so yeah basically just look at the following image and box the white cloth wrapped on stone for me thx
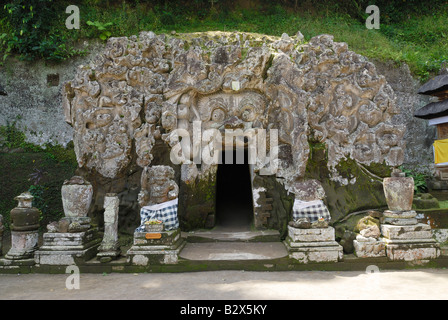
[292,199,331,222]
[135,198,179,232]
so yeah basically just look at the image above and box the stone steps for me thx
[182,228,281,243]
[179,242,288,261]
[179,226,286,261]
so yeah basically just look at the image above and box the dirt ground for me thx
[1,269,448,300]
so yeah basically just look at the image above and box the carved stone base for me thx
[284,226,343,263]
[34,228,101,265]
[353,237,386,258]
[381,223,441,261]
[126,228,186,266]
[97,242,121,263]
[383,239,440,261]
[4,230,39,260]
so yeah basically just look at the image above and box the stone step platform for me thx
[182,227,281,243]
[179,242,288,261]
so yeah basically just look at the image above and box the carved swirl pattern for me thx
[63,31,404,187]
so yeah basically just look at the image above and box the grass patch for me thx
[1,1,448,80]
[0,122,77,231]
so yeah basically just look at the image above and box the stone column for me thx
[97,193,121,262]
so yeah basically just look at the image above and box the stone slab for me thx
[126,228,185,266]
[381,217,418,225]
[41,228,99,247]
[287,226,336,242]
[353,239,386,258]
[34,242,101,265]
[383,210,417,219]
[381,223,433,240]
[126,240,186,266]
[179,242,288,261]
[385,242,441,261]
[132,229,182,248]
[284,238,343,264]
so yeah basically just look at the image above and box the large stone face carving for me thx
[63,31,406,231]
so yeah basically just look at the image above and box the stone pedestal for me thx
[284,226,343,263]
[126,229,186,266]
[4,192,40,262]
[34,228,101,265]
[97,194,121,262]
[381,223,440,261]
[5,230,39,260]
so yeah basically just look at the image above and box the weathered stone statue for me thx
[127,165,184,266]
[136,165,179,232]
[379,169,440,261]
[138,165,179,207]
[285,179,343,263]
[289,179,330,228]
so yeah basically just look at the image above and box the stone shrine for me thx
[34,176,101,265]
[380,169,440,261]
[0,30,440,271]
[62,30,405,236]
[284,180,343,263]
[126,165,185,265]
[4,192,40,261]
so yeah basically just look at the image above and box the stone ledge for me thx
[353,239,386,258]
[381,223,433,240]
[287,226,336,242]
[284,238,343,264]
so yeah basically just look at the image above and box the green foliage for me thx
[401,168,430,193]
[87,20,113,41]
[1,0,83,62]
[0,122,77,164]
[28,184,46,222]
[0,123,76,231]
[0,0,447,78]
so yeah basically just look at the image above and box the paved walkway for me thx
[1,269,448,300]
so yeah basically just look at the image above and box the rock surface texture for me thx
[63,31,406,230]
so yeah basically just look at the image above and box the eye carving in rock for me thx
[239,99,257,123]
[211,107,227,123]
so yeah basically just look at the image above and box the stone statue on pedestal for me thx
[136,165,179,232]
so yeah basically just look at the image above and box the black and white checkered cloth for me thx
[135,199,179,232]
[292,199,331,222]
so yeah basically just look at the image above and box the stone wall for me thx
[374,60,436,175]
[0,41,103,147]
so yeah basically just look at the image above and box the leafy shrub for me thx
[2,0,81,61]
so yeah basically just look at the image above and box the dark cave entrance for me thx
[215,149,253,229]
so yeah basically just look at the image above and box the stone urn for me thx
[10,192,40,231]
[61,176,93,218]
[383,169,414,211]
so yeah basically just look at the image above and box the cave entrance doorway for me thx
[215,149,254,230]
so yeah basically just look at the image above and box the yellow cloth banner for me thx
[434,139,448,163]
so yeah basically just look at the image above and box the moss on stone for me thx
[305,141,388,225]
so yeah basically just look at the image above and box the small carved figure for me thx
[138,165,179,207]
